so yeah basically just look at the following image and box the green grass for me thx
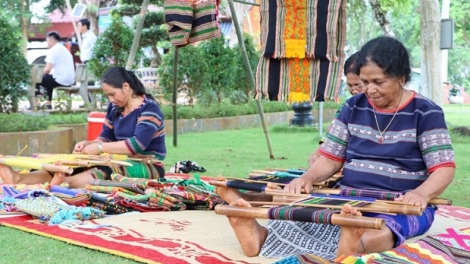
[1,106,469,263]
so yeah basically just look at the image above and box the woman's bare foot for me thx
[337,204,366,257]
[50,162,66,186]
[227,198,268,257]
[50,172,66,186]
[0,162,21,184]
[215,176,249,204]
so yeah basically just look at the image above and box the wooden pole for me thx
[125,0,150,70]
[172,47,179,147]
[215,205,385,230]
[228,0,274,159]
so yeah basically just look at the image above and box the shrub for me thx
[0,114,51,132]
[0,12,30,113]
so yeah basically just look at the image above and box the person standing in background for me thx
[77,18,97,64]
[77,18,97,107]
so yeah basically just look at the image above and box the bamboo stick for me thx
[214,205,385,230]
[0,158,73,174]
[248,201,399,215]
[266,198,422,216]
[266,189,451,206]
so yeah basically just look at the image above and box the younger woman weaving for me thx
[0,66,166,188]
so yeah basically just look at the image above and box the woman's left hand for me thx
[81,143,101,155]
[395,191,429,210]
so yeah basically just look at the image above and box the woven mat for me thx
[0,204,468,264]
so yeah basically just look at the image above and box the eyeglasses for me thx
[348,83,363,93]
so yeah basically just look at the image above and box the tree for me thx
[420,0,442,104]
[200,36,238,103]
[87,13,141,78]
[233,33,259,97]
[0,12,30,113]
[448,0,470,89]
[112,0,168,67]
[158,45,208,105]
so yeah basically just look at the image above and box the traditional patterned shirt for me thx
[99,97,166,160]
[320,92,455,192]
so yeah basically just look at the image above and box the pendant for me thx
[378,136,384,144]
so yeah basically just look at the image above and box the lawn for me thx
[1,105,469,263]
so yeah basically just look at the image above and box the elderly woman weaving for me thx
[216,36,455,260]
[0,67,166,188]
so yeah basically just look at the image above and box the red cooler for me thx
[87,112,106,140]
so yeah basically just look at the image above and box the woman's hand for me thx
[73,140,89,153]
[81,143,101,155]
[284,176,313,194]
[395,190,429,210]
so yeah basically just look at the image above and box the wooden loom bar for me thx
[214,205,385,230]
[265,188,451,206]
[267,198,422,215]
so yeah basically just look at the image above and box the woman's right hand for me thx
[73,140,89,153]
[284,177,313,194]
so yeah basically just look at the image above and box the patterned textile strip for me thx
[85,185,136,195]
[168,190,215,209]
[88,200,131,214]
[305,0,316,59]
[261,220,340,259]
[409,241,457,263]
[255,57,281,100]
[421,236,470,263]
[288,58,311,103]
[187,0,220,44]
[282,0,307,58]
[89,179,146,194]
[110,173,172,189]
[115,192,151,202]
[259,0,276,57]
[431,228,470,251]
[274,254,333,264]
[390,244,447,264]
[249,175,296,183]
[148,196,186,211]
[268,206,337,224]
[116,199,170,212]
[299,196,371,208]
[324,0,343,61]
[339,188,401,201]
[52,193,91,206]
[226,180,267,192]
[164,0,194,46]
[113,160,163,180]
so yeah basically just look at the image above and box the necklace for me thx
[372,90,403,144]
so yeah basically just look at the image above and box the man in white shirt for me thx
[33,31,75,109]
[77,18,97,64]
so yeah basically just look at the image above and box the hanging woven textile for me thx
[256,0,346,102]
[164,0,221,46]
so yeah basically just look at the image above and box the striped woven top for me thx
[99,96,166,160]
[320,92,455,192]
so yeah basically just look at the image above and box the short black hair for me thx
[355,36,411,83]
[78,18,91,30]
[344,52,359,76]
[46,31,61,42]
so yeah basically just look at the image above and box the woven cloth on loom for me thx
[164,0,220,46]
[256,0,346,102]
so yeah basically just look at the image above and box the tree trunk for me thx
[369,0,395,37]
[150,45,162,67]
[20,0,29,57]
[88,0,101,36]
[420,0,442,105]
